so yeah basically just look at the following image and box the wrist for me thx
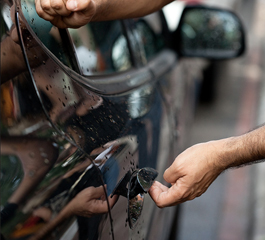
[90,0,107,22]
[214,136,250,170]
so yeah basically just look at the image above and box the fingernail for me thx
[67,0,77,10]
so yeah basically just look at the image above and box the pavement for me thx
[253,10,265,237]
[176,0,265,239]
[238,0,265,238]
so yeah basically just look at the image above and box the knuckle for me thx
[197,190,204,197]
[187,195,196,201]
[156,201,165,208]
[50,0,63,10]
[177,188,189,200]
[36,9,43,17]
[35,4,46,17]
[35,4,41,14]
[153,196,166,208]
[197,188,206,197]
[37,10,48,19]
[41,1,52,11]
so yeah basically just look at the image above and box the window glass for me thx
[1,3,11,35]
[134,12,165,60]
[21,0,132,75]
[69,21,132,75]
[21,0,75,69]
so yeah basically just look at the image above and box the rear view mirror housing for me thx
[175,6,246,59]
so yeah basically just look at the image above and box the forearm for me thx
[36,0,174,28]
[216,125,265,169]
[92,0,174,21]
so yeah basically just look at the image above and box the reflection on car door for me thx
[121,12,198,239]
[1,1,198,239]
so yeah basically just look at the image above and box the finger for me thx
[163,163,183,184]
[150,181,169,192]
[90,192,118,214]
[88,186,106,199]
[35,0,56,20]
[10,25,19,43]
[100,185,108,200]
[50,0,71,16]
[91,199,109,214]
[61,9,95,28]
[66,0,93,11]
[40,0,58,15]
[148,181,169,204]
[108,195,119,208]
[10,5,16,24]
[149,184,186,208]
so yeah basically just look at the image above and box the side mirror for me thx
[176,6,245,59]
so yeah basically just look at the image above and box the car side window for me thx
[21,0,77,69]
[21,0,132,76]
[68,21,132,75]
[133,12,165,60]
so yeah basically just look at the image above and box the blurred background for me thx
[176,0,265,239]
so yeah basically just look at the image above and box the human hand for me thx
[33,207,52,222]
[65,185,118,217]
[35,0,97,28]
[28,185,118,240]
[149,140,225,207]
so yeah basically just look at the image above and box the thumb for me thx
[149,182,182,208]
[90,186,106,199]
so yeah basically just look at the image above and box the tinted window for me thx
[21,0,132,75]
[21,0,76,69]
[134,12,165,60]
[68,21,132,75]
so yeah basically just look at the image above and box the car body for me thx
[0,0,245,239]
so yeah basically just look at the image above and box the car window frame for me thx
[123,13,178,81]
[16,1,176,96]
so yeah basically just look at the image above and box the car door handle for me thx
[111,167,158,199]
[111,167,158,229]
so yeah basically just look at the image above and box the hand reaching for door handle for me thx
[148,141,223,207]
[30,185,118,240]
[149,126,265,208]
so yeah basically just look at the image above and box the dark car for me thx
[0,0,245,239]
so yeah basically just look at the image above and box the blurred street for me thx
[176,0,265,239]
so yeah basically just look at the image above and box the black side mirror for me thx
[176,6,246,59]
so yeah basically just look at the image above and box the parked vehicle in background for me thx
[0,0,245,239]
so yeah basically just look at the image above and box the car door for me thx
[1,0,201,239]
[1,1,173,240]
[115,11,199,240]
[1,1,115,239]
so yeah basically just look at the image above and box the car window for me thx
[21,0,132,75]
[1,4,10,36]
[69,21,132,75]
[133,12,165,61]
[21,0,77,69]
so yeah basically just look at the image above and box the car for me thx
[0,0,245,239]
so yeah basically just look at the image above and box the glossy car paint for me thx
[0,1,233,240]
